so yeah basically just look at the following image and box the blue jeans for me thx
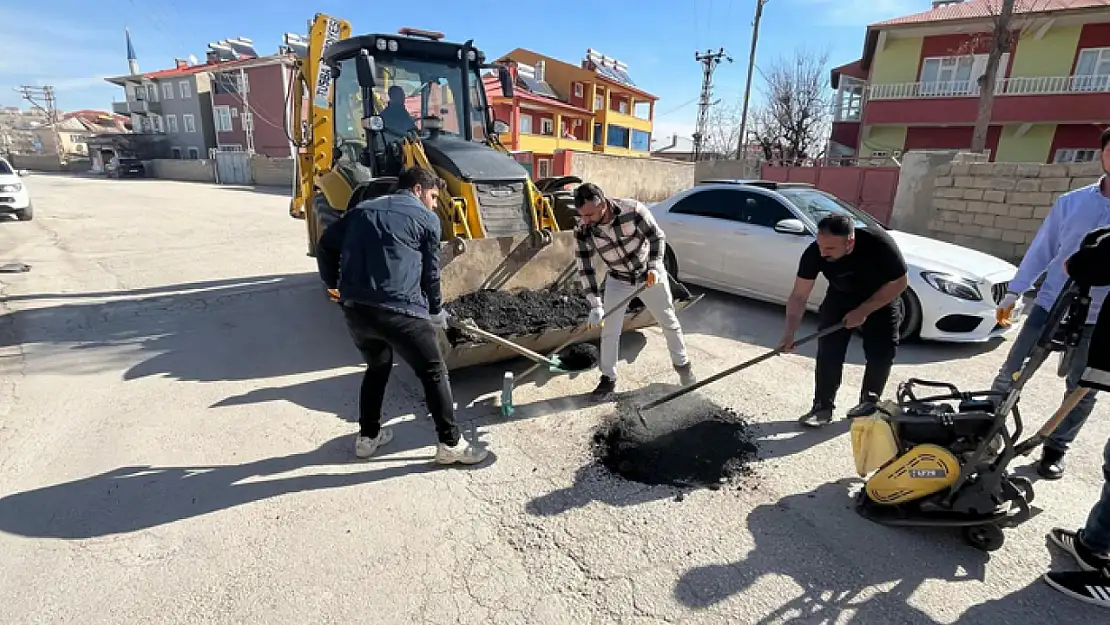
[990,304,1098,454]
[1081,439,1110,555]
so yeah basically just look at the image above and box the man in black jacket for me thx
[1043,225,1110,607]
[317,167,487,465]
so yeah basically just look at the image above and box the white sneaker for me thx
[354,429,394,459]
[435,437,488,465]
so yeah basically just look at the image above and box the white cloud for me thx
[796,0,920,27]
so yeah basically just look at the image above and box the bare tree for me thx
[701,99,743,159]
[747,47,832,166]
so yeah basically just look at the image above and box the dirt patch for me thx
[592,408,758,488]
[444,288,590,345]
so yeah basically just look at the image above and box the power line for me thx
[16,85,61,159]
[693,48,732,161]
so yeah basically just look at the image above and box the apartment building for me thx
[495,48,657,161]
[106,60,218,160]
[208,55,295,157]
[830,0,1110,164]
[484,59,595,177]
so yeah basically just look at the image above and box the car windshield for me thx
[0,160,12,175]
[777,187,886,231]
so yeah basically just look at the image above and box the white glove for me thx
[429,310,449,329]
[998,293,1018,310]
[587,306,604,328]
[646,269,664,287]
[996,293,1018,326]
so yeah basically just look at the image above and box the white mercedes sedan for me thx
[652,180,1020,343]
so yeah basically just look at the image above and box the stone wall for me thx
[693,159,762,184]
[9,154,91,172]
[927,161,1103,262]
[559,151,695,202]
[146,159,216,183]
[250,156,294,187]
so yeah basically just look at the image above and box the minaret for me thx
[126,28,140,75]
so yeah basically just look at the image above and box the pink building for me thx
[208,55,295,157]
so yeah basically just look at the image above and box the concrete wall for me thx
[693,159,762,183]
[561,150,695,202]
[250,156,293,187]
[147,158,216,183]
[9,155,91,172]
[925,160,1103,262]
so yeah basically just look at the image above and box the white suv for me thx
[0,157,31,221]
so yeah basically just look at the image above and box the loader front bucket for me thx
[435,230,702,371]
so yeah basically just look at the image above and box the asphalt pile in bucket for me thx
[445,288,590,344]
[592,408,758,488]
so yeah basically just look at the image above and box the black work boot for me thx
[847,392,881,418]
[591,375,616,399]
[799,401,835,428]
[1038,447,1066,480]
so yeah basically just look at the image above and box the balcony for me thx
[862,74,1110,126]
[598,107,652,133]
[111,101,130,116]
[115,99,162,115]
[517,133,595,154]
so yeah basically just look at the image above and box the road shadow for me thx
[681,286,1006,366]
[672,479,1104,623]
[524,387,847,517]
[0,431,497,540]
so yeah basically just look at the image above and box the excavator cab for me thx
[288,15,701,370]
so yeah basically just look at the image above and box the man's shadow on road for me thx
[672,479,1105,624]
[0,427,498,540]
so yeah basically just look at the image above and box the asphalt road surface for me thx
[1,174,1107,624]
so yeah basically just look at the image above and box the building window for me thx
[1074,48,1110,91]
[162,83,174,100]
[179,81,191,99]
[133,85,146,101]
[540,118,554,136]
[166,114,178,133]
[182,114,196,133]
[151,115,163,133]
[187,147,200,160]
[1054,148,1098,163]
[617,100,629,114]
[920,56,974,95]
[172,147,182,159]
[593,123,602,146]
[594,93,604,111]
[630,129,651,152]
[146,84,158,102]
[519,114,533,134]
[214,105,233,132]
[574,82,584,98]
[537,158,551,178]
[606,124,630,149]
[218,144,243,152]
[835,77,864,122]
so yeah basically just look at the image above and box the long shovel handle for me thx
[638,323,846,413]
[516,281,651,382]
[1013,386,1091,456]
[450,320,561,368]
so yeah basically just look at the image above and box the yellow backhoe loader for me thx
[286,13,699,370]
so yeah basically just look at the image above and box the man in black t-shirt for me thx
[778,214,909,427]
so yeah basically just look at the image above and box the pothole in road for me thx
[592,408,759,489]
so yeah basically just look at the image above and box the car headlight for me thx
[921,271,982,301]
[0,183,22,192]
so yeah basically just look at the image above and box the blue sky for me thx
[0,0,923,137]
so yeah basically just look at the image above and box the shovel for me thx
[448,318,571,372]
[1013,386,1091,456]
[633,322,847,428]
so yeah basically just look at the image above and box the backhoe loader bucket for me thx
[436,230,701,370]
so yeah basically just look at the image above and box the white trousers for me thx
[600,276,689,379]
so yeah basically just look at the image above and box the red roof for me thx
[138,54,292,80]
[872,0,1110,27]
[830,60,866,89]
[482,76,592,115]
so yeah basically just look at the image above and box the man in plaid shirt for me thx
[572,182,696,397]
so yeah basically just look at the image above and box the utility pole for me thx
[17,85,62,160]
[737,0,768,161]
[692,48,732,161]
[239,68,255,154]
